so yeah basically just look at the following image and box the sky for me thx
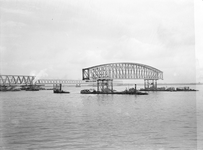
[0,0,202,83]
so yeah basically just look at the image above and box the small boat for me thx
[53,89,70,94]
[53,84,70,94]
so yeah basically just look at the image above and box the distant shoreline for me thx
[116,83,202,86]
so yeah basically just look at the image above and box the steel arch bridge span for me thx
[82,62,163,80]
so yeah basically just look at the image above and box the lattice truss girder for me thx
[0,75,36,85]
[0,75,86,85]
[38,79,86,84]
[82,63,163,80]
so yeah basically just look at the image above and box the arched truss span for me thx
[82,62,163,80]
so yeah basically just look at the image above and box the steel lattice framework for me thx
[38,79,86,84]
[82,62,163,80]
[0,75,37,85]
[0,75,86,86]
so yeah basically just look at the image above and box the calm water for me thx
[0,85,202,150]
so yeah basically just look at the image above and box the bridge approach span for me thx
[82,62,163,80]
[0,75,87,86]
[38,79,86,84]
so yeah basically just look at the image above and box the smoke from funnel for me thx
[32,69,48,84]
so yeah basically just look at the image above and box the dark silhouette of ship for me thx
[53,84,70,94]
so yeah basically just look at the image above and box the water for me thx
[0,85,202,150]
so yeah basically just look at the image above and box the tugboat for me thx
[53,84,70,94]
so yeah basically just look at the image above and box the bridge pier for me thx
[53,84,62,91]
[144,79,158,90]
[97,79,113,93]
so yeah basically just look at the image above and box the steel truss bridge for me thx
[37,79,86,84]
[82,62,163,80]
[1,62,163,91]
[0,75,86,86]
[82,62,163,91]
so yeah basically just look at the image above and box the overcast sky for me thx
[0,0,202,83]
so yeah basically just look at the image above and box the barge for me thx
[140,86,198,92]
[80,88,148,95]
